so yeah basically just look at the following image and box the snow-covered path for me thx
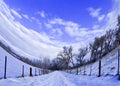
[0,71,120,86]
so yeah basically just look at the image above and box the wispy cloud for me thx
[44,17,104,47]
[51,29,63,37]
[104,0,120,30]
[88,7,101,17]
[22,14,29,19]
[0,0,119,59]
[36,11,46,18]
[87,7,105,22]
[92,25,99,29]
[11,9,22,19]
[0,1,63,59]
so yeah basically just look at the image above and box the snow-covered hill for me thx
[71,46,120,76]
[0,71,120,86]
[0,47,41,78]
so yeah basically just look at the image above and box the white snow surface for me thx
[0,38,120,86]
[0,71,120,86]
[71,46,120,76]
[0,47,41,78]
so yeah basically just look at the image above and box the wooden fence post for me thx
[98,60,101,77]
[30,67,33,77]
[118,49,119,75]
[22,65,24,77]
[89,65,92,76]
[84,66,86,75]
[76,67,78,75]
[79,68,81,74]
[35,68,37,76]
[118,49,120,80]
[39,69,41,75]
[4,56,7,79]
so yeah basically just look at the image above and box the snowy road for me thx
[0,71,120,86]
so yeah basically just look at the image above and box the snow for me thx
[0,40,120,86]
[0,71,120,86]
[84,52,91,61]
[0,34,120,86]
[71,46,120,76]
[0,47,42,78]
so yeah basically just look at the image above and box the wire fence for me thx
[0,56,50,79]
[70,48,120,77]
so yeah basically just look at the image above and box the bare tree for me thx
[76,47,88,65]
[57,46,75,70]
[115,15,120,45]
[105,29,115,53]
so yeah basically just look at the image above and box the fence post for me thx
[118,49,120,80]
[98,60,101,77]
[84,66,86,75]
[4,56,7,79]
[89,65,92,76]
[30,67,33,77]
[39,69,41,75]
[22,65,24,77]
[79,67,81,74]
[76,67,78,75]
[35,68,37,76]
[118,49,119,75]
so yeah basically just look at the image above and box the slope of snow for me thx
[71,46,120,76]
[0,47,41,78]
[0,71,120,86]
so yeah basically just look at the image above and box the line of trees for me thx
[49,15,120,70]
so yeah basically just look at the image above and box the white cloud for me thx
[46,18,103,44]
[0,1,64,59]
[22,14,29,19]
[51,29,63,37]
[104,0,120,30]
[49,18,65,25]
[0,0,119,60]
[22,14,33,22]
[88,7,105,22]
[98,14,105,22]
[36,11,46,18]
[92,25,99,29]
[31,17,36,20]
[45,23,53,28]
[88,7,101,17]
[11,9,22,19]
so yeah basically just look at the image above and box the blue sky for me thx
[4,0,113,42]
[0,0,119,59]
[4,0,112,23]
